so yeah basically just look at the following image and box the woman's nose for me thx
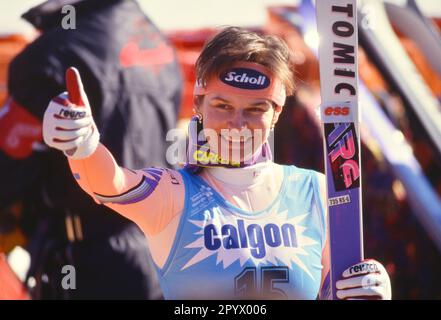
[228,111,247,130]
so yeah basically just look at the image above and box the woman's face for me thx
[196,92,282,163]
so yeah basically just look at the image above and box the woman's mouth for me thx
[220,134,252,145]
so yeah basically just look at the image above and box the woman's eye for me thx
[216,104,231,110]
[248,107,265,113]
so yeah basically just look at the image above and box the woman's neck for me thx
[201,161,283,212]
[204,161,274,187]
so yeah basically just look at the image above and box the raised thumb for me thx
[65,67,86,107]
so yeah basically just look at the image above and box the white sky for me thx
[0,0,440,36]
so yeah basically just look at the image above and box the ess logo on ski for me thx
[324,106,350,116]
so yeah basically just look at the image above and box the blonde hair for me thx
[195,26,295,100]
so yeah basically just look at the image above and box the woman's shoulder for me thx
[278,163,324,179]
[136,166,186,189]
[278,164,326,194]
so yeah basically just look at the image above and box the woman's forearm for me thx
[68,143,142,203]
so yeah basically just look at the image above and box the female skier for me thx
[42,27,391,300]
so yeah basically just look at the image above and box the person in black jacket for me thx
[0,0,182,299]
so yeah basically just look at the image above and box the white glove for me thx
[336,259,392,300]
[43,68,99,159]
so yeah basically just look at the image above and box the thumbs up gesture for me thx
[43,67,100,159]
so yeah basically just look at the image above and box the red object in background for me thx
[120,41,175,70]
[167,29,217,119]
[0,99,42,159]
[0,253,29,300]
